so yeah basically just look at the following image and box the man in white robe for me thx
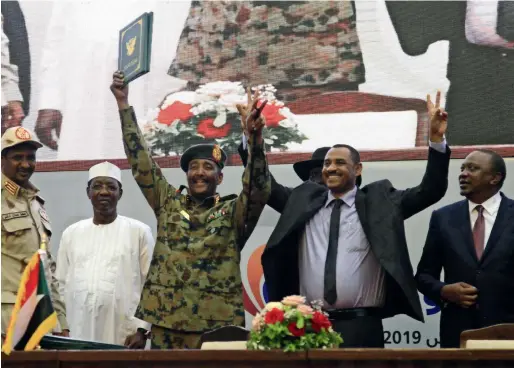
[56,161,155,347]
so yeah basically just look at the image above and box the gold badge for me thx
[15,127,31,140]
[180,210,190,221]
[212,145,222,163]
[126,36,137,56]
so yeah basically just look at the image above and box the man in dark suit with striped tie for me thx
[416,150,514,348]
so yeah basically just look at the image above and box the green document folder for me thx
[118,12,153,84]
[39,334,127,350]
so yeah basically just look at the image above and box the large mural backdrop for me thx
[2,0,513,348]
[2,0,513,161]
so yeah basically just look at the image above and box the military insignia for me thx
[39,208,49,222]
[4,179,19,196]
[15,127,31,140]
[212,145,222,163]
[126,36,137,56]
[2,211,28,220]
[207,208,227,222]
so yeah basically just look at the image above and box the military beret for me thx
[180,143,227,172]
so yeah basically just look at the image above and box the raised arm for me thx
[234,91,271,247]
[389,91,451,219]
[111,71,172,215]
[237,104,292,214]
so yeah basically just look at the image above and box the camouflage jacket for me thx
[168,1,364,89]
[120,107,271,332]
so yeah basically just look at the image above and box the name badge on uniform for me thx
[2,211,29,220]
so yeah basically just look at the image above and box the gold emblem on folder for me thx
[126,36,137,56]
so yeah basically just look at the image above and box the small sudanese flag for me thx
[2,251,57,355]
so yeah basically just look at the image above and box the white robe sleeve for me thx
[37,2,67,110]
[133,225,154,331]
[55,227,71,303]
[1,17,23,106]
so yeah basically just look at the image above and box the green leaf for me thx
[296,316,304,329]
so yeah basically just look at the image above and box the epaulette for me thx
[3,178,19,197]
[35,195,46,205]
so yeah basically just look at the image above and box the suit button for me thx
[476,270,481,275]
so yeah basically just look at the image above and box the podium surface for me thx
[3,349,514,368]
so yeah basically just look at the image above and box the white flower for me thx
[191,101,218,115]
[264,138,274,145]
[278,119,296,129]
[197,81,245,97]
[161,91,199,109]
[145,108,160,123]
[218,93,247,109]
[213,109,227,127]
[264,302,284,311]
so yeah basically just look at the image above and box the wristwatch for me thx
[137,328,151,339]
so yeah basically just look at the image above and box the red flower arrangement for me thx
[247,295,343,352]
[142,82,307,156]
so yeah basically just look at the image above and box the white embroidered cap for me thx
[88,161,122,183]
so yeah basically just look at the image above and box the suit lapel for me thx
[450,201,479,265]
[267,189,327,250]
[481,197,514,266]
[297,191,328,229]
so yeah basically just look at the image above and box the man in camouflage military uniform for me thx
[110,71,271,349]
[168,1,364,102]
[1,127,68,336]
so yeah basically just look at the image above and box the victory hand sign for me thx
[427,90,448,143]
[236,87,268,145]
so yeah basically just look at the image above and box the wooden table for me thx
[2,349,514,368]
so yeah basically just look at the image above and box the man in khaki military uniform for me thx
[1,126,68,335]
[111,71,271,349]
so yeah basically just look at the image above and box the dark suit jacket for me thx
[262,146,451,323]
[415,194,514,347]
[385,1,514,146]
[1,1,31,115]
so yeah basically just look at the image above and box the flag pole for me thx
[37,232,62,334]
